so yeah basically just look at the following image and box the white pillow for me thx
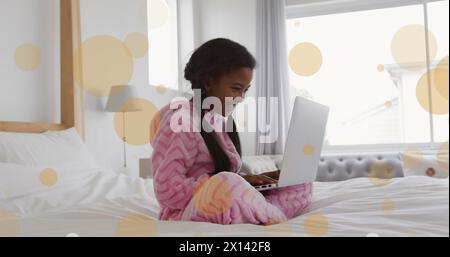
[400,152,449,178]
[0,128,97,169]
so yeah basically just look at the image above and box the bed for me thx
[0,165,448,237]
[0,130,448,237]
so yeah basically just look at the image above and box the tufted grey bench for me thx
[243,153,405,182]
[141,153,406,182]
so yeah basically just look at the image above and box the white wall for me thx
[193,0,258,156]
[0,0,60,123]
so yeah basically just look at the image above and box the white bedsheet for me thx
[0,169,448,237]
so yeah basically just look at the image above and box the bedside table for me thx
[139,158,153,179]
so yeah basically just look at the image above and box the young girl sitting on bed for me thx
[150,38,312,225]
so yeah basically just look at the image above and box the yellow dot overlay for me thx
[426,167,436,177]
[368,162,392,187]
[73,35,134,97]
[391,24,437,70]
[385,101,392,108]
[149,109,162,142]
[381,199,395,214]
[148,0,170,29]
[304,213,328,237]
[0,209,20,236]
[3,190,11,199]
[437,142,449,174]
[433,56,449,101]
[115,212,157,237]
[14,44,41,71]
[303,144,314,155]
[294,20,301,28]
[416,70,449,115]
[400,148,423,171]
[114,98,159,146]
[377,64,385,72]
[156,84,168,94]
[194,232,205,237]
[39,168,58,187]
[289,42,323,76]
[239,120,248,129]
[124,32,149,58]
[193,176,233,218]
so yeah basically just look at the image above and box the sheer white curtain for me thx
[255,0,292,155]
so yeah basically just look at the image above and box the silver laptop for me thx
[254,96,329,191]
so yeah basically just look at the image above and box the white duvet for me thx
[0,165,448,237]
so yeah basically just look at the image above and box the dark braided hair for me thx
[184,38,256,174]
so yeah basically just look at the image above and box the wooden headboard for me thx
[0,0,84,138]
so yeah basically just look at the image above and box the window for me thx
[286,0,449,150]
[147,0,179,90]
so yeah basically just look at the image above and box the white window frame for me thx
[286,0,448,153]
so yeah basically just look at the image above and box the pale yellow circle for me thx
[289,42,323,76]
[385,101,392,108]
[194,232,205,237]
[73,35,134,97]
[114,99,159,145]
[437,141,449,174]
[69,87,76,97]
[14,44,40,71]
[193,176,233,218]
[303,144,314,155]
[367,162,393,187]
[134,186,145,195]
[149,109,162,142]
[400,148,423,171]
[243,188,254,199]
[381,199,395,214]
[39,168,58,187]
[377,64,385,72]
[391,24,437,70]
[124,32,149,58]
[304,213,328,237]
[156,84,168,94]
[0,209,20,236]
[148,0,170,29]
[115,212,157,237]
[239,120,248,129]
[433,56,449,100]
[264,222,294,237]
[416,70,449,115]
[293,20,301,28]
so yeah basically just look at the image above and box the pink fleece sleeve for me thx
[151,125,208,210]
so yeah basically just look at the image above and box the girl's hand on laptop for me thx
[260,170,280,180]
[242,174,278,186]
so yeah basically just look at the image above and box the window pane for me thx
[427,0,449,143]
[148,0,179,90]
[287,5,432,146]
